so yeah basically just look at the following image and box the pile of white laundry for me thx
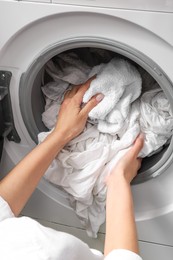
[38,50,173,237]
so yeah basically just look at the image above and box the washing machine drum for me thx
[19,46,173,184]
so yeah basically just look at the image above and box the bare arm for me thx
[104,135,144,256]
[0,79,103,216]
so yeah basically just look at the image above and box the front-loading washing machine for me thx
[1,0,173,259]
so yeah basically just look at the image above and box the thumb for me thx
[81,93,104,115]
[131,133,144,158]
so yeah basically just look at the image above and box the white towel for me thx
[83,58,142,135]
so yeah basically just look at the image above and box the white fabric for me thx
[105,249,143,260]
[0,196,14,221]
[45,50,113,86]
[139,88,173,156]
[83,58,142,135]
[43,55,142,136]
[39,107,140,237]
[40,53,173,237]
[0,196,143,260]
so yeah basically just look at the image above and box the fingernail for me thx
[96,93,104,102]
[139,133,145,139]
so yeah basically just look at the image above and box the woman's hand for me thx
[104,134,144,256]
[54,78,104,143]
[106,134,144,185]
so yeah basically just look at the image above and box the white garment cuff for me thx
[105,249,143,260]
[0,196,14,221]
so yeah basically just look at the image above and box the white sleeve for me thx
[0,196,14,221]
[105,249,143,260]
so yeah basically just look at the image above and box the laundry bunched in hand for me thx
[38,51,173,237]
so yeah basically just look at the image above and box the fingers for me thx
[63,76,104,116]
[137,158,142,169]
[81,93,104,115]
[64,77,95,102]
[75,77,96,101]
[64,85,80,99]
[131,134,144,158]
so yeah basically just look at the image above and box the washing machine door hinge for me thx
[0,71,21,144]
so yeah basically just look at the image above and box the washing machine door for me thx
[0,71,20,160]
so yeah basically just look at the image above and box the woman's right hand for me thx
[106,134,144,185]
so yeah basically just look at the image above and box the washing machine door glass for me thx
[0,71,20,160]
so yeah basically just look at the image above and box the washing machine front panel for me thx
[20,0,173,13]
[1,0,173,251]
[1,1,173,55]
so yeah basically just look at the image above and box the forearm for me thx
[0,131,67,216]
[104,175,139,256]
[0,79,101,216]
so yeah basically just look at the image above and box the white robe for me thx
[0,196,143,260]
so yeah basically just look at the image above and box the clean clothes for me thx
[0,196,143,260]
[39,52,173,237]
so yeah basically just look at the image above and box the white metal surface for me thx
[12,0,173,12]
[1,0,173,257]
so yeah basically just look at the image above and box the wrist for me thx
[45,129,68,149]
[106,171,130,188]
[53,125,77,144]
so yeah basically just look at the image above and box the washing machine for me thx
[1,0,173,258]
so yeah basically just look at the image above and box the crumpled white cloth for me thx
[139,87,173,155]
[46,56,143,136]
[42,56,142,136]
[83,58,142,135]
[39,52,173,237]
[38,105,140,237]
